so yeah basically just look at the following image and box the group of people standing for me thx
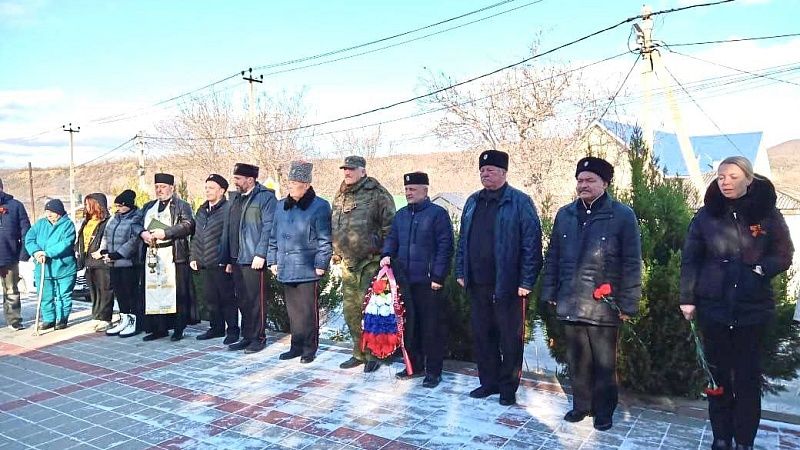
[0,150,793,450]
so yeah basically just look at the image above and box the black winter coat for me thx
[0,192,31,267]
[541,193,642,326]
[191,198,229,268]
[140,195,195,264]
[680,177,794,326]
[456,184,543,300]
[381,198,454,285]
[76,193,110,270]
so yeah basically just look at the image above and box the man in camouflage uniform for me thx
[332,155,396,373]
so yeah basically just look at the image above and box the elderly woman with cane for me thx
[25,199,78,331]
[680,156,794,450]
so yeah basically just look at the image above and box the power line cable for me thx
[144,51,630,145]
[596,55,640,123]
[258,0,545,77]
[667,32,800,47]
[253,0,522,70]
[83,29,800,127]
[665,48,800,88]
[144,1,736,143]
[659,55,745,156]
[75,137,136,168]
[2,127,64,143]
[82,2,541,128]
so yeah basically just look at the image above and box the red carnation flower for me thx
[593,283,612,300]
[372,278,388,294]
[704,385,724,397]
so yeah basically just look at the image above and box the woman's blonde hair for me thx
[718,156,757,181]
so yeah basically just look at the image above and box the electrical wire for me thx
[76,0,544,125]
[596,55,640,123]
[258,0,545,78]
[667,32,800,47]
[143,51,630,145]
[143,1,738,142]
[659,55,745,156]
[86,0,534,126]
[75,137,137,168]
[665,48,800,88]
[252,0,523,70]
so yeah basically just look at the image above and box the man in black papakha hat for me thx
[380,171,453,388]
[190,174,240,344]
[137,173,197,342]
[455,150,543,406]
[225,163,277,354]
[541,156,642,431]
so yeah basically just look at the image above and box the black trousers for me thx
[468,284,526,396]
[405,283,446,377]
[701,321,765,446]
[86,267,113,322]
[283,281,319,357]
[233,265,270,343]
[110,266,141,317]
[563,321,619,421]
[146,263,192,334]
[203,267,239,336]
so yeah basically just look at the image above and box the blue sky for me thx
[1,0,798,168]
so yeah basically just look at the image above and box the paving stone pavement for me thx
[1,296,800,449]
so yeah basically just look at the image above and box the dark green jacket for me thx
[332,176,395,264]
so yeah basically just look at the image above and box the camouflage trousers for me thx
[341,256,380,361]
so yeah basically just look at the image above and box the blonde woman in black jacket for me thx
[680,156,794,450]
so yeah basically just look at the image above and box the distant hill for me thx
[2,141,796,219]
[0,152,489,217]
[767,140,800,196]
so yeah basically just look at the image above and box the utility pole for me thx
[27,162,36,221]
[241,68,263,155]
[62,123,80,217]
[137,132,146,191]
[634,5,655,155]
[633,5,705,198]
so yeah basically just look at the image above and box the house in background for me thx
[579,119,799,294]
[580,119,771,185]
[431,192,467,221]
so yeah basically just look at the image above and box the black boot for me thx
[711,439,731,450]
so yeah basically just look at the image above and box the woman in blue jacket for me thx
[24,199,77,330]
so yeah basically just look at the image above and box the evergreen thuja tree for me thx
[760,272,800,394]
[444,217,475,361]
[615,126,705,396]
[618,127,800,396]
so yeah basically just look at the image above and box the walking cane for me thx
[32,259,46,336]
